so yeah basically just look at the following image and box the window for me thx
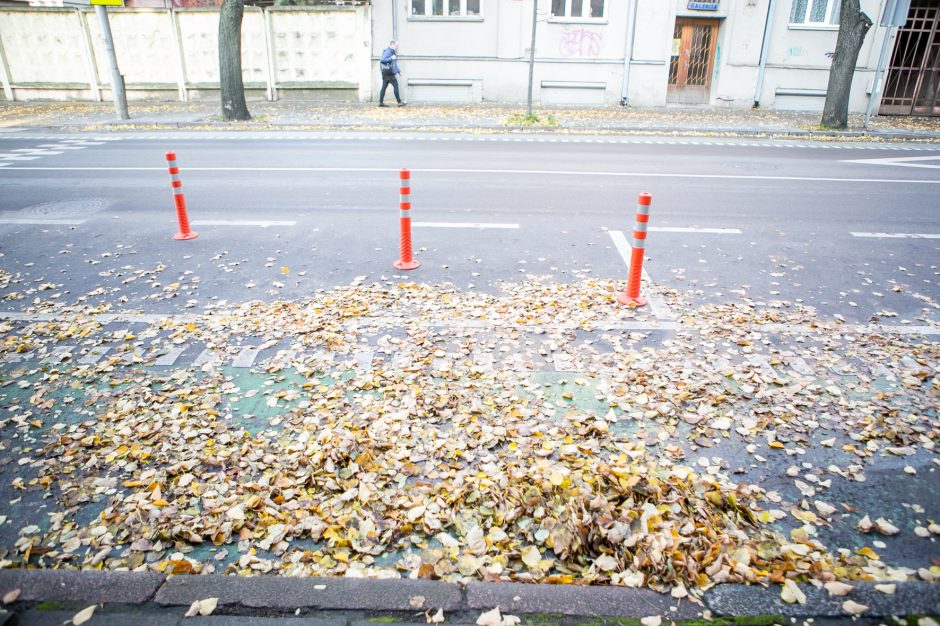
[551,0,605,20]
[790,0,840,25]
[411,0,481,17]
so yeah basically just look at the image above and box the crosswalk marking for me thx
[154,346,187,366]
[788,357,814,377]
[233,346,262,368]
[78,347,110,364]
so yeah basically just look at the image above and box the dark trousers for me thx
[380,73,401,104]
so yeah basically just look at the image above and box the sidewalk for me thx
[1,99,940,140]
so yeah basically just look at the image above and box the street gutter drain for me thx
[16,198,110,218]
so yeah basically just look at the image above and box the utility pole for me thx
[526,0,538,117]
[93,3,129,120]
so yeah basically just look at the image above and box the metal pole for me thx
[620,0,638,106]
[526,0,537,117]
[94,4,129,120]
[865,24,895,129]
[754,0,777,107]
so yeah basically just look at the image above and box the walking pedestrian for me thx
[379,40,406,107]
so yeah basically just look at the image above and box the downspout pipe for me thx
[754,0,777,107]
[620,0,638,106]
[392,0,398,42]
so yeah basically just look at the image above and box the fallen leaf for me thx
[477,608,503,626]
[185,597,219,618]
[72,605,96,625]
[842,600,868,615]
[2,589,20,604]
[781,580,806,605]
[824,582,854,596]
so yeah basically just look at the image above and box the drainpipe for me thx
[754,0,777,107]
[392,0,399,41]
[620,0,638,106]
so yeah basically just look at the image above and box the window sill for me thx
[547,17,609,25]
[407,16,484,22]
[788,23,839,31]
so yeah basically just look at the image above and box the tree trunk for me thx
[219,0,251,121]
[820,0,872,129]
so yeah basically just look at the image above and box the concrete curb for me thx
[154,576,464,611]
[705,581,940,617]
[464,582,702,619]
[0,571,938,619]
[0,569,164,604]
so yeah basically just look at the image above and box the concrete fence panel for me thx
[0,9,88,88]
[0,5,370,102]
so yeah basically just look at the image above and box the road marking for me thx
[153,346,187,366]
[649,227,742,234]
[844,155,940,169]
[760,323,940,336]
[0,218,86,225]
[607,230,677,322]
[788,357,814,377]
[78,347,110,365]
[193,348,221,366]
[412,221,520,229]
[850,232,940,239]
[190,220,297,228]
[42,346,74,363]
[2,166,937,184]
[233,346,262,368]
[0,156,40,161]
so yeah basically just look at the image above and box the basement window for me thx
[410,0,481,18]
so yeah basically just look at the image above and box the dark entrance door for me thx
[667,18,719,104]
[881,0,940,116]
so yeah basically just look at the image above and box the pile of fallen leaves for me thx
[0,280,937,596]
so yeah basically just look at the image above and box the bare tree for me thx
[219,0,251,121]
[820,0,872,129]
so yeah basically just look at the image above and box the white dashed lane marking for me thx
[0,137,120,164]
[2,134,936,151]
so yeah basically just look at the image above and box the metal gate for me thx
[881,0,940,116]
[667,18,719,105]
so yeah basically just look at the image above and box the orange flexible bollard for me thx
[618,193,652,306]
[393,168,419,270]
[165,151,198,241]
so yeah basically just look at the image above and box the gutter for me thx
[754,0,777,107]
[620,0,638,106]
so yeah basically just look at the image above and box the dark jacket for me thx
[380,47,400,75]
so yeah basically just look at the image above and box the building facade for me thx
[371,0,904,113]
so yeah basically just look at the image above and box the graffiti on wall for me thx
[559,29,602,58]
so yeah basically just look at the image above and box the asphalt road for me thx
[0,131,938,323]
[0,131,938,602]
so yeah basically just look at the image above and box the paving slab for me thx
[155,576,463,611]
[464,582,702,619]
[705,582,940,617]
[0,570,164,604]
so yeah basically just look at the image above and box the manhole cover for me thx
[17,198,110,218]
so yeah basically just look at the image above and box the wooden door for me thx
[667,18,719,105]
